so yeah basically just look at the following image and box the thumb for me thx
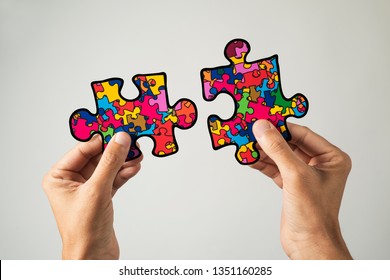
[90,132,131,189]
[253,120,303,174]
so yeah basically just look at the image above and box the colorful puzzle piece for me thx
[201,39,308,165]
[70,72,197,160]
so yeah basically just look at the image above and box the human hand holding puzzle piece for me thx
[70,73,197,160]
[201,39,308,164]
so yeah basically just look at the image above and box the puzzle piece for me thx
[201,39,308,165]
[70,72,197,160]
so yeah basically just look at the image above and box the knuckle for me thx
[333,149,352,173]
[341,151,352,172]
[101,150,120,167]
[132,164,142,175]
[293,125,311,145]
[268,137,286,154]
[300,125,311,133]
[41,173,50,192]
[124,164,142,180]
[42,167,58,192]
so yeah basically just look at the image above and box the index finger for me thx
[288,123,337,157]
[55,135,103,172]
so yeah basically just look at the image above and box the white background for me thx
[2,260,390,279]
[0,0,389,259]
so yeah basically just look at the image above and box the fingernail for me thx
[90,134,101,141]
[114,132,130,147]
[253,120,272,137]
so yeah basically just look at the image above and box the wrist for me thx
[62,235,119,260]
[62,242,93,260]
[286,230,352,260]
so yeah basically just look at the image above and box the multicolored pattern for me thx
[201,39,308,165]
[69,73,197,160]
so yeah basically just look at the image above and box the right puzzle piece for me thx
[201,39,309,165]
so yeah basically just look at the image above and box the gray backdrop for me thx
[1,0,389,259]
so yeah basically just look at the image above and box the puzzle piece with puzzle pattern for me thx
[201,39,308,165]
[70,72,197,160]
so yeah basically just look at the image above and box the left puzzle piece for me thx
[69,72,197,160]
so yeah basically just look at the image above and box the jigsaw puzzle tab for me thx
[70,72,197,160]
[201,39,308,165]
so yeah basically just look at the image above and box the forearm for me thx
[286,228,352,260]
[62,232,119,260]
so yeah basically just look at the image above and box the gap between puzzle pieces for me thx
[69,72,197,160]
[201,38,309,165]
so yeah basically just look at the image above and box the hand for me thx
[251,120,352,259]
[42,132,142,259]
